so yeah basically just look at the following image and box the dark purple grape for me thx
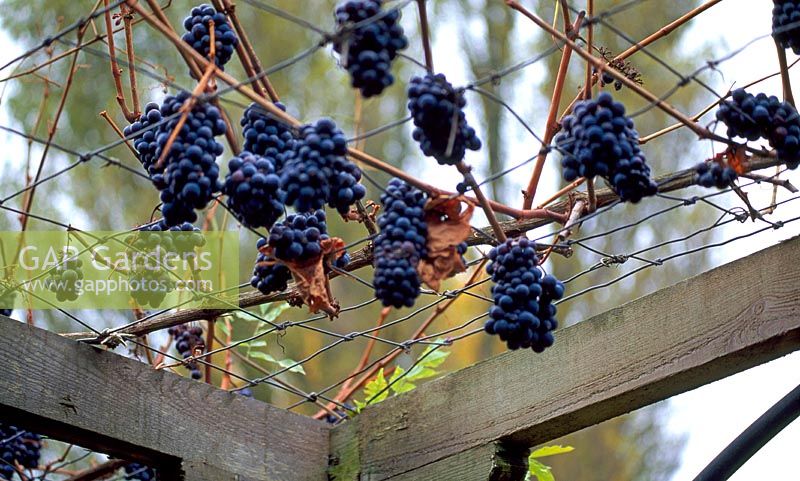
[373,178,428,308]
[407,73,482,165]
[181,4,238,69]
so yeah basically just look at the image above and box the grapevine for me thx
[168,324,206,380]
[151,92,226,226]
[485,237,565,352]
[773,0,800,54]
[0,423,42,481]
[555,92,657,203]
[223,151,285,229]
[407,73,482,165]
[182,4,239,69]
[240,102,295,172]
[333,0,408,98]
[373,178,428,308]
[280,118,366,215]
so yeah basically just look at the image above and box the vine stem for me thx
[640,57,800,144]
[220,0,279,101]
[537,177,585,208]
[583,0,594,101]
[521,12,584,209]
[556,0,724,137]
[338,307,391,397]
[457,161,507,242]
[128,0,562,221]
[312,259,489,420]
[586,177,596,212]
[775,39,795,107]
[210,0,269,98]
[506,0,719,141]
[416,0,434,72]
[103,0,137,121]
[121,3,141,117]
[99,110,138,157]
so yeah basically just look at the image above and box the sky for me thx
[0,1,799,480]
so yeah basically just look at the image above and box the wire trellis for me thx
[1,0,799,478]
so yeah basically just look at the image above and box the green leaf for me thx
[246,340,268,348]
[353,399,366,413]
[260,302,290,321]
[217,322,230,336]
[530,445,574,459]
[247,351,305,374]
[363,368,389,405]
[528,459,555,481]
[388,367,417,394]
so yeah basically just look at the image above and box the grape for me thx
[151,91,226,226]
[407,73,482,165]
[181,4,238,69]
[223,151,285,229]
[695,162,738,189]
[135,221,205,254]
[250,237,292,295]
[240,102,295,172]
[484,237,565,353]
[45,254,84,302]
[168,324,205,380]
[555,92,657,203]
[333,0,408,97]
[0,423,42,481]
[123,102,164,176]
[268,210,330,262]
[124,463,157,481]
[237,388,254,398]
[373,178,428,308]
[773,0,800,54]
[324,402,354,425]
[280,118,366,214]
[716,88,800,169]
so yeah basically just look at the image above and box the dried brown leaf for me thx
[418,196,474,291]
[267,238,345,317]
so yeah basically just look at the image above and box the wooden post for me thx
[0,317,330,481]
[330,236,800,480]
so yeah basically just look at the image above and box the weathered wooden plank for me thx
[331,235,800,480]
[0,318,329,481]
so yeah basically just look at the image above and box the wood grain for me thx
[330,235,800,480]
[0,318,329,481]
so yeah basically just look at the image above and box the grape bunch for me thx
[240,102,295,172]
[124,102,164,176]
[45,254,84,302]
[599,71,623,91]
[695,162,738,189]
[0,423,42,481]
[124,463,157,481]
[250,237,292,295]
[136,221,205,254]
[333,0,408,97]
[169,324,205,380]
[716,88,800,169]
[773,0,800,54]
[373,178,428,308]
[268,210,330,262]
[555,92,657,203]
[237,387,254,398]
[151,92,226,226]
[223,151,285,229]
[407,73,482,165]
[182,4,238,69]
[484,237,565,352]
[281,118,366,215]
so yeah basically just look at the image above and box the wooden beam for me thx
[0,317,329,481]
[330,236,800,480]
